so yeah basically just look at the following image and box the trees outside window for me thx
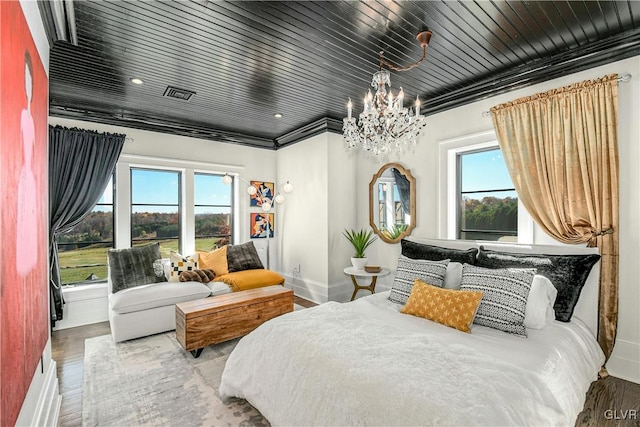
[194,173,233,251]
[131,168,181,257]
[57,176,114,284]
[457,148,517,241]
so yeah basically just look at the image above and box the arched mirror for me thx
[369,163,416,244]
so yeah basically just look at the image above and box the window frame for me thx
[193,171,234,250]
[130,166,183,254]
[456,147,518,240]
[115,154,242,256]
[438,130,533,243]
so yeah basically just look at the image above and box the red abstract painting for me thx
[1,2,50,425]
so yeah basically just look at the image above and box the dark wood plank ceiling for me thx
[45,1,640,149]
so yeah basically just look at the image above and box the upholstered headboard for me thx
[405,237,601,338]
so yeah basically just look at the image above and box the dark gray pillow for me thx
[401,239,478,265]
[227,241,264,272]
[476,246,600,322]
[108,243,166,293]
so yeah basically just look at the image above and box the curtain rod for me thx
[480,73,632,118]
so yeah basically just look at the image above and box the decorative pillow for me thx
[226,241,264,272]
[401,239,478,264]
[197,245,229,277]
[389,256,449,305]
[460,264,535,336]
[524,275,558,330]
[108,243,166,294]
[443,262,463,290]
[476,247,600,322]
[179,269,216,283]
[401,279,483,333]
[216,269,285,292]
[152,259,165,278]
[169,251,199,282]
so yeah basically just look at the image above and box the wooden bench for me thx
[175,286,294,358]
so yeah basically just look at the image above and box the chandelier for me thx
[343,31,432,156]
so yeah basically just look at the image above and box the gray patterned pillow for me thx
[460,264,535,336]
[389,256,449,305]
[108,243,166,293]
[227,241,264,272]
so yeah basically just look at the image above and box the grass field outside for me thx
[59,237,221,285]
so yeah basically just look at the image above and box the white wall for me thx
[276,133,357,302]
[355,56,640,383]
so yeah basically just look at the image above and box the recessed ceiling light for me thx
[274,113,283,119]
[130,78,144,85]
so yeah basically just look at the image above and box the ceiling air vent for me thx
[163,86,196,101]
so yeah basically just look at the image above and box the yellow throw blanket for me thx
[216,269,285,292]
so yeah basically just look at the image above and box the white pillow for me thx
[168,251,199,282]
[524,275,558,329]
[443,262,463,289]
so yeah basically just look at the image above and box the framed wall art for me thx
[249,181,274,207]
[250,212,274,238]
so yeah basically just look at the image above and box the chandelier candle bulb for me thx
[398,88,404,109]
[415,96,421,117]
[347,98,352,119]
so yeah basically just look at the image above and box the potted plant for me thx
[343,228,377,271]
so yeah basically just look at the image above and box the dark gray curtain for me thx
[392,168,410,214]
[49,126,125,325]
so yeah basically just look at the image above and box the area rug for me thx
[82,332,268,426]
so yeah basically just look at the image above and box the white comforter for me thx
[220,291,604,426]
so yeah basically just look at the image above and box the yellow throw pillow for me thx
[400,279,483,333]
[196,245,229,277]
[216,269,285,292]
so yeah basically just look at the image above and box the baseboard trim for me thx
[31,360,61,426]
[607,339,640,384]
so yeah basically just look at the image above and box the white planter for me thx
[351,257,368,271]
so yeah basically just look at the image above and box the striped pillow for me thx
[460,264,535,336]
[389,256,449,305]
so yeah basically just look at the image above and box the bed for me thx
[219,238,605,426]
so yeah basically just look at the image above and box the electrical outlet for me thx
[293,264,301,274]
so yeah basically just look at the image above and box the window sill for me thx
[62,281,108,302]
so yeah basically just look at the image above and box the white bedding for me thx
[220,291,604,427]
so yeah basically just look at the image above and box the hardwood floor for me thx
[52,296,638,427]
[576,376,640,426]
[52,321,111,427]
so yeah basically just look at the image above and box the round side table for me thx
[343,267,390,301]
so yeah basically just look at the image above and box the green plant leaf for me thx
[342,228,377,258]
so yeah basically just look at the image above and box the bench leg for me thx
[191,348,203,358]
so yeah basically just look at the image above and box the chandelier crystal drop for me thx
[343,30,432,156]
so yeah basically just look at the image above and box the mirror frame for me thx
[369,162,416,244]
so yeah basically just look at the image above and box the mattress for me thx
[220,291,604,426]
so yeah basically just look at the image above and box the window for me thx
[194,173,233,251]
[457,148,517,241]
[131,168,181,257]
[57,176,114,285]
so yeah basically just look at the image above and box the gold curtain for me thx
[490,74,619,366]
